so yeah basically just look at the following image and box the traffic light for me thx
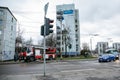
[41,25,44,36]
[45,18,54,35]
[41,18,54,36]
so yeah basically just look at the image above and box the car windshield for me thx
[105,49,118,54]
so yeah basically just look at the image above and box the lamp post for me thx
[107,38,113,48]
[90,37,93,54]
[56,10,63,59]
[89,34,99,55]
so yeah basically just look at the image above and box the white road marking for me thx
[61,68,96,73]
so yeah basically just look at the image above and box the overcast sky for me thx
[0,0,120,49]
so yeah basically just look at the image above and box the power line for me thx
[15,13,36,21]
[17,20,43,24]
[12,11,43,14]
[12,10,55,14]
[1,20,43,24]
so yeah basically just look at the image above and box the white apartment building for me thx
[97,42,108,55]
[56,4,80,56]
[0,7,17,61]
[113,43,120,51]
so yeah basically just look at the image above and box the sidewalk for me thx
[0,61,19,65]
[0,72,85,80]
[0,60,44,65]
[0,58,98,65]
[0,74,37,80]
[0,73,58,80]
[1,69,120,80]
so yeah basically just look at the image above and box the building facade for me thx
[0,7,17,61]
[97,42,108,55]
[113,43,120,51]
[56,4,80,56]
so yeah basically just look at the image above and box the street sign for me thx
[63,10,73,14]
[44,2,49,16]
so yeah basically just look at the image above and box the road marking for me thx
[61,68,96,73]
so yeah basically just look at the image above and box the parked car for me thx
[98,54,115,62]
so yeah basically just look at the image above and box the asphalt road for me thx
[0,59,120,80]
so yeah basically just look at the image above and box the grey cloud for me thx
[79,0,120,22]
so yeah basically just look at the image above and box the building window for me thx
[11,18,13,22]
[0,10,4,15]
[75,25,78,28]
[76,44,78,51]
[0,19,3,24]
[75,19,77,23]
[57,36,60,40]
[76,34,78,39]
[57,31,60,34]
[57,42,60,45]
[0,39,1,45]
[76,38,78,41]
[0,26,2,33]
[62,47,64,51]
[11,26,13,31]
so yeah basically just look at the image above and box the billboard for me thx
[63,10,73,14]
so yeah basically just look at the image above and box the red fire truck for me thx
[15,46,56,62]
[18,46,42,62]
[45,48,56,60]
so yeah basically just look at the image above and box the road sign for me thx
[63,10,73,14]
[44,2,49,16]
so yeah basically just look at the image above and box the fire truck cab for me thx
[45,48,56,60]
[17,46,42,62]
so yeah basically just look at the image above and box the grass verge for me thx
[56,55,97,60]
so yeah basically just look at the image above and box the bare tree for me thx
[25,37,33,46]
[81,43,90,57]
[62,28,69,56]
[15,25,24,52]
[41,33,56,47]
[82,43,90,50]
[14,25,24,61]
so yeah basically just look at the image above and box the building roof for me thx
[0,6,17,21]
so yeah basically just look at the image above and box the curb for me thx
[0,61,23,65]
[0,60,55,65]
[0,58,98,65]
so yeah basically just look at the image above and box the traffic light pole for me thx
[43,16,46,77]
[43,2,49,77]
[42,3,54,76]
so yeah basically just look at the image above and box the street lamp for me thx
[56,10,64,59]
[107,38,113,48]
[89,34,99,55]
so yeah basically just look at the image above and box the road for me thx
[0,59,120,80]
[0,60,99,75]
